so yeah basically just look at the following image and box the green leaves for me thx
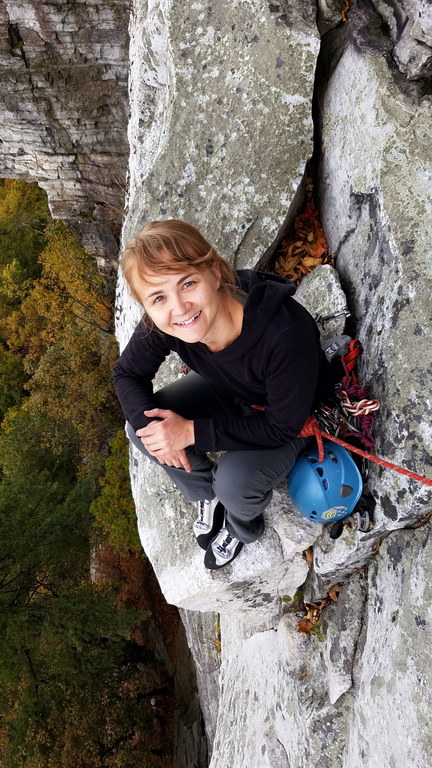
[0,182,154,767]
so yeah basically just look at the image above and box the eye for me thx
[153,294,165,304]
[183,280,195,289]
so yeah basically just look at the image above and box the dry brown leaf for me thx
[304,547,313,568]
[328,584,343,602]
[302,256,322,267]
[297,619,315,635]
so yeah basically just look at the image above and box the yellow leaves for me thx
[342,0,351,23]
[269,164,333,284]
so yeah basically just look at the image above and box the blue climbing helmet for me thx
[287,440,363,523]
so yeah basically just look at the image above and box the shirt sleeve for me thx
[193,323,320,451]
[113,326,171,432]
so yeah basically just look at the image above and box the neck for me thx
[205,294,244,352]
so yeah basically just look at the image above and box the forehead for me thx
[131,265,200,299]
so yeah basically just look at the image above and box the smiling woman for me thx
[134,267,243,351]
[114,220,335,570]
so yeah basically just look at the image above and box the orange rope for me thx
[299,416,432,487]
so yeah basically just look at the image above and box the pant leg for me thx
[126,372,240,501]
[213,437,308,544]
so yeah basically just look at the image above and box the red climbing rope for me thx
[298,337,432,487]
[299,416,432,488]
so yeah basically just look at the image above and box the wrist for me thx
[189,420,195,446]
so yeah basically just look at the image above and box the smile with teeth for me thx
[175,311,201,326]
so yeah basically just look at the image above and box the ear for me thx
[210,262,221,286]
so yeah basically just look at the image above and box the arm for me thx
[113,325,171,431]
[193,324,321,451]
[114,329,194,472]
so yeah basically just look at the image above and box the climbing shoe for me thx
[193,499,225,550]
[204,527,244,570]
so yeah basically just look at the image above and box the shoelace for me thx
[216,533,233,554]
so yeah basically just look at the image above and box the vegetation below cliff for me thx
[0,180,182,768]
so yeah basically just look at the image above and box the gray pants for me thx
[127,372,306,544]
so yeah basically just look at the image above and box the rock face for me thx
[100,0,432,765]
[124,0,320,266]
[316,0,432,537]
[0,0,131,264]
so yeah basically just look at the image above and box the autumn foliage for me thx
[0,180,159,768]
[271,168,333,284]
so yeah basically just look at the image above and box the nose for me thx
[170,291,190,317]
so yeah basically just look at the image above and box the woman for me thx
[114,220,333,570]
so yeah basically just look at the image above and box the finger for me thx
[179,451,192,473]
[137,421,162,438]
[158,457,173,466]
[144,408,171,419]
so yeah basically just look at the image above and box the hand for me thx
[137,408,195,458]
[154,449,192,473]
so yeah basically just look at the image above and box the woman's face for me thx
[132,263,226,346]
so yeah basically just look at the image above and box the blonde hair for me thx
[121,219,239,305]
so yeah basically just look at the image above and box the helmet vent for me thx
[316,467,324,477]
[322,479,329,490]
[328,451,338,463]
[340,484,353,498]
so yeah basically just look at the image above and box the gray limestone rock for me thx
[0,0,131,259]
[116,1,432,765]
[342,524,432,768]
[124,0,320,267]
[317,37,432,532]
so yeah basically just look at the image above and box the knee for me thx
[213,454,267,512]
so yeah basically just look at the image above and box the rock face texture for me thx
[124,0,320,265]
[0,0,131,264]
[118,1,432,765]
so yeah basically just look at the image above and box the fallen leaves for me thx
[270,164,333,284]
[342,0,351,24]
[282,584,344,641]
[273,203,333,285]
[297,583,343,640]
[303,547,314,568]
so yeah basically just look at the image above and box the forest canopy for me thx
[0,180,155,768]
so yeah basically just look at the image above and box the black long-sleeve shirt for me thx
[114,270,333,451]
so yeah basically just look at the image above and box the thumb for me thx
[144,408,170,419]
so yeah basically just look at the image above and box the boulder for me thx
[124,0,320,267]
[117,1,432,765]
[316,29,432,533]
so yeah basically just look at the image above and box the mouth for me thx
[174,311,202,327]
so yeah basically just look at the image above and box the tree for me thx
[91,430,141,555]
